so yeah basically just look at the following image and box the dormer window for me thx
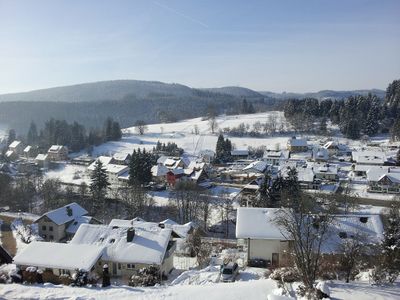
[109,238,115,243]
[339,232,347,239]
[359,217,368,223]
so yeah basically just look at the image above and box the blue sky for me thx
[0,0,399,93]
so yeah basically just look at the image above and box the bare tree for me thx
[208,117,218,134]
[338,232,368,283]
[187,228,212,267]
[169,181,202,224]
[135,120,148,135]
[194,124,200,135]
[274,195,335,296]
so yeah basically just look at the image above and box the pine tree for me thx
[364,101,380,136]
[111,121,122,140]
[90,160,110,213]
[7,129,16,146]
[128,149,152,186]
[379,202,400,283]
[104,117,113,142]
[391,118,400,142]
[27,122,38,145]
[215,134,225,162]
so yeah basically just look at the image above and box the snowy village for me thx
[0,1,400,299]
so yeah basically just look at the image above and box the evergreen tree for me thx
[104,117,113,142]
[90,160,110,213]
[364,100,380,136]
[215,134,225,162]
[7,129,16,146]
[26,121,38,145]
[111,121,122,140]
[342,118,361,139]
[128,149,153,186]
[396,149,400,166]
[379,202,400,283]
[319,118,327,134]
[391,118,400,142]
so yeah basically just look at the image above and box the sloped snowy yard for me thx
[0,278,399,300]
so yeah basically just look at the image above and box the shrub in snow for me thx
[129,266,160,287]
[59,274,73,286]
[269,267,300,283]
[72,269,88,287]
[22,266,38,284]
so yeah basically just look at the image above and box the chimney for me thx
[66,206,73,217]
[158,223,165,229]
[127,228,135,242]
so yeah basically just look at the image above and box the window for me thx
[49,235,54,240]
[49,226,53,231]
[42,225,46,231]
[127,264,135,269]
[338,232,347,239]
[118,263,121,270]
[109,239,115,244]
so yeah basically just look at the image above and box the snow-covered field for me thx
[91,112,291,157]
[0,278,398,300]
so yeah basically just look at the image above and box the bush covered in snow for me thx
[129,266,160,287]
[269,267,300,283]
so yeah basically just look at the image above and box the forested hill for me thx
[0,80,279,134]
[0,80,197,103]
[259,89,386,100]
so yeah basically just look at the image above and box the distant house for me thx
[323,141,339,157]
[231,149,249,160]
[166,169,185,187]
[157,156,187,169]
[35,154,49,169]
[5,150,18,161]
[312,163,338,181]
[112,153,131,165]
[47,145,68,161]
[13,242,104,277]
[243,161,269,174]
[263,150,289,166]
[198,149,215,163]
[151,164,169,182]
[352,151,386,166]
[8,140,24,155]
[23,145,38,159]
[287,137,308,153]
[88,157,128,185]
[71,220,176,279]
[297,168,320,190]
[366,167,400,194]
[312,147,329,162]
[35,202,96,242]
[236,207,292,267]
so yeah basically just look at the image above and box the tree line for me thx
[283,79,400,140]
[5,117,122,153]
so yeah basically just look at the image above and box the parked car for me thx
[220,262,239,282]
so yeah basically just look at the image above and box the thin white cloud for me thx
[153,1,209,29]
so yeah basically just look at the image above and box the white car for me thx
[220,262,239,282]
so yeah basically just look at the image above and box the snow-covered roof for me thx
[112,152,130,161]
[236,207,289,240]
[323,214,384,253]
[66,216,95,234]
[48,145,66,152]
[71,223,172,265]
[287,137,307,147]
[297,168,315,183]
[35,154,48,161]
[243,161,269,173]
[104,164,129,175]
[231,149,249,156]
[312,147,329,161]
[352,151,386,165]
[36,202,88,225]
[23,146,31,153]
[9,140,21,148]
[5,150,15,157]
[13,241,104,271]
[151,165,169,177]
[323,141,339,150]
[87,156,113,171]
[263,150,289,160]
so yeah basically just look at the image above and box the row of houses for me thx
[6,141,68,163]
[14,202,194,281]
